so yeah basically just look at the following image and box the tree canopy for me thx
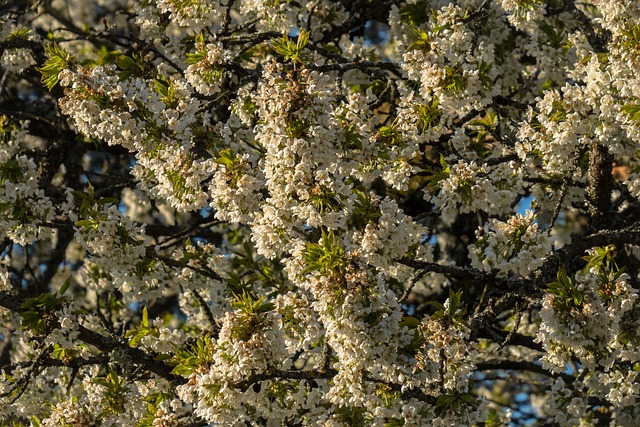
[1,0,640,425]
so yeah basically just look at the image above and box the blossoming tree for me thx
[1,0,640,425]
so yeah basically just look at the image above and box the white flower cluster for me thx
[41,399,96,427]
[157,0,221,32]
[7,0,640,425]
[60,64,214,212]
[208,150,264,224]
[538,268,637,374]
[347,195,426,271]
[178,306,289,424]
[185,41,231,96]
[393,4,490,116]
[419,315,475,394]
[0,47,34,73]
[499,0,547,31]
[0,152,54,245]
[426,160,524,221]
[469,210,552,277]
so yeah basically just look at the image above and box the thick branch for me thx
[586,141,613,230]
[476,360,574,383]
[0,290,183,384]
[233,367,437,404]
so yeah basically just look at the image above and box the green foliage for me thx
[583,246,627,304]
[334,406,368,427]
[93,369,129,415]
[349,189,381,229]
[271,29,309,64]
[0,197,32,223]
[267,380,299,407]
[137,392,172,427]
[0,419,36,427]
[39,43,75,90]
[0,115,18,143]
[20,289,67,335]
[341,122,363,150]
[51,342,87,364]
[406,26,432,52]
[384,419,405,427]
[425,154,450,192]
[303,184,341,214]
[89,45,121,66]
[284,116,310,138]
[456,178,474,203]
[230,291,275,314]
[125,306,160,347]
[0,158,23,184]
[116,52,148,80]
[405,11,452,52]
[546,267,583,313]
[484,408,502,427]
[337,109,364,150]
[374,383,400,407]
[134,257,155,279]
[225,269,257,298]
[428,289,470,330]
[442,66,466,94]
[582,245,617,274]
[621,103,640,126]
[72,183,141,248]
[71,182,118,218]
[302,230,349,276]
[478,61,494,89]
[349,79,386,96]
[548,99,567,123]
[154,76,178,107]
[399,1,430,26]
[435,392,478,416]
[621,24,640,52]
[228,292,275,342]
[399,316,425,357]
[170,334,214,376]
[540,23,571,54]
[186,33,208,64]
[512,0,545,18]
[414,96,441,134]
[215,149,244,187]
[166,165,194,200]
[468,110,498,158]
[376,123,401,146]
[7,27,30,41]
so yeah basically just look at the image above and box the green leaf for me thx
[116,52,146,80]
[75,219,98,228]
[546,267,584,312]
[414,96,441,133]
[428,289,469,330]
[399,1,430,26]
[7,27,30,41]
[169,334,214,377]
[302,229,349,276]
[399,316,420,329]
[170,364,195,376]
[142,306,149,328]
[271,29,310,64]
[622,103,640,126]
[39,43,74,91]
[425,154,450,192]
[59,276,72,295]
[0,159,24,184]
